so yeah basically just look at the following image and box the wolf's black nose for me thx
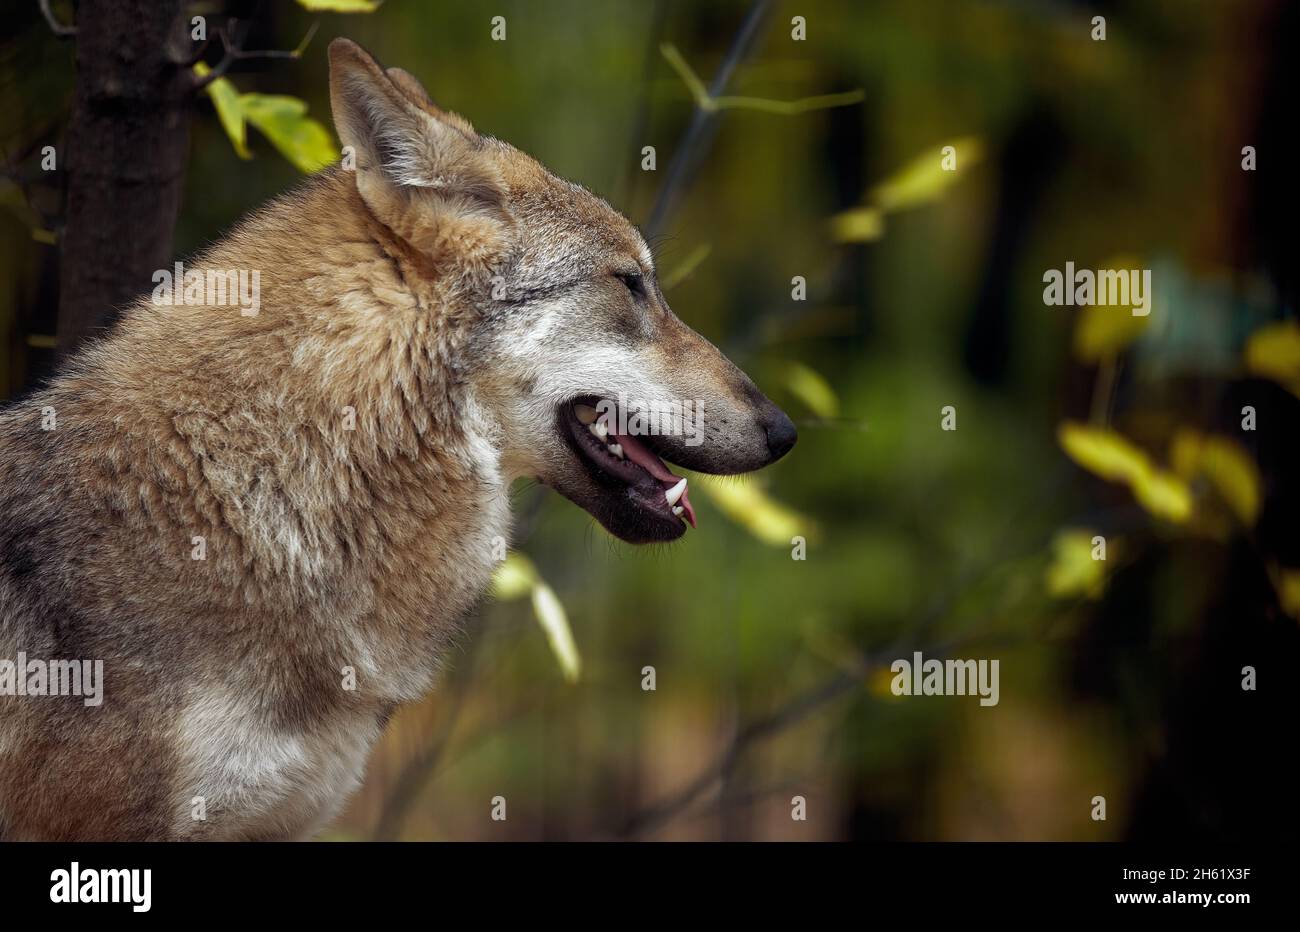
[762,407,798,462]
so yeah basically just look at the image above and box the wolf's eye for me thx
[615,271,646,300]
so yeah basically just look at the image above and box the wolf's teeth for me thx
[672,505,684,517]
[574,404,598,425]
[609,443,624,459]
[589,420,608,439]
[664,477,688,507]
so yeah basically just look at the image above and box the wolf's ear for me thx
[384,66,479,138]
[328,39,511,261]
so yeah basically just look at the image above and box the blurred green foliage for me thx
[3,0,1295,840]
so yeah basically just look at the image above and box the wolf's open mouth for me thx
[561,397,697,528]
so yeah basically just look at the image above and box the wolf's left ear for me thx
[328,39,512,261]
[384,66,479,137]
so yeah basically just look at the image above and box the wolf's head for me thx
[328,39,795,544]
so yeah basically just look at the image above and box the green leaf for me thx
[194,62,250,159]
[240,94,339,174]
[1045,529,1110,600]
[779,361,840,419]
[296,0,383,11]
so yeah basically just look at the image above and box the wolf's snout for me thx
[759,403,798,463]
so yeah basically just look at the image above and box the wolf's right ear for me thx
[328,39,511,263]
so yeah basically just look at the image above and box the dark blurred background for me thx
[2,0,1297,840]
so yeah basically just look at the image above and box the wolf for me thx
[0,39,796,840]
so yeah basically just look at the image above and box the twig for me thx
[180,37,212,68]
[644,0,773,238]
[660,43,864,116]
[616,631,1013,839]
[39,0,75,38]
[659,242,712,290]
[191,20,319,93]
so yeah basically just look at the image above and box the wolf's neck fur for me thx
[17,167,510,701]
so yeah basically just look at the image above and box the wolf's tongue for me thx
[612,428,697,527]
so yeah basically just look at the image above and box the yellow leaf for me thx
[1274,568,1300,619]
[490,553,536,600]
[1074,257,1150,360]
[1168,429,1204,480]
[869,137,983,212]
[1169,430,1261,526]
[1057,421,1192,524]
[1130,469,1193,524]
[1057,421,1151,484]
[1245,321,1300,394]
[490,555,581,682]
[531,582,581,683]
[296,0,382,11]
[779,361,840,419]
[1199,438,1262,526]
[829,206,884,243]
[240,94,339,174]
[194,62,250,159]
[694,476,812,546]
[1045,529,1110,600]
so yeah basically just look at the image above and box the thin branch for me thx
[659,242,712,290]
[39,0,75,38]
[616,630,1022,839]
[661,42,866,116]
[191,20,319,93]
[644,0,773,238]
[179,37,212,68]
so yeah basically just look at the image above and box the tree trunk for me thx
[57,0,192,357]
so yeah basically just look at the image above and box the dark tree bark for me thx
[56,0,193,356]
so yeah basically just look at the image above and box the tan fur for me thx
[0,40,793,839]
